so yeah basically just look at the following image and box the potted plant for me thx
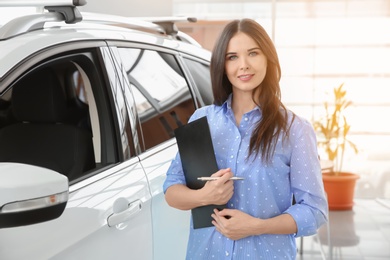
[313,83,359,210]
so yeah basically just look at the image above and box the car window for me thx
[182,57,213,105]
[0,50,120,182]
[0,90,12,129]
[116,47,196,151]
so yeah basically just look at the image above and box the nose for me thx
[240,58,250,71]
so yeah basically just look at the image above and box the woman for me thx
[163,18,328,259]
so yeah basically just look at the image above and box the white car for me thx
[0,1,213,259]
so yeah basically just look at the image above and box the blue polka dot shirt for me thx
[163,95,328,259]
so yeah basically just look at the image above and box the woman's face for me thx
[224,32,267,96]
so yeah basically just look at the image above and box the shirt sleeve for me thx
[163,152,186,194]
[284,117,329,237]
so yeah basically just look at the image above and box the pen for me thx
[197,176,245,181]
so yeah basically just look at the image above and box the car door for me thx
[0,45,153,260]
[108,45,203,260]
[52,46,155,259]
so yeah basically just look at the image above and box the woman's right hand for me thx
[165,168,234,210]
[201,168,234,205]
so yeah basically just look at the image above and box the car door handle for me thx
[107,199,142,227]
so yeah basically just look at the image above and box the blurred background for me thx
[1,1,389,259]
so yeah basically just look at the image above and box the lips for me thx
[238,74,253,81]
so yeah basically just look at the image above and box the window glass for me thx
[117,48,196,151]
[183,58,213,105]
[0,56,102,182]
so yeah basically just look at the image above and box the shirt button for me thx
[225,251,229,256]
[230,155,234,158]
[244,117,248,121]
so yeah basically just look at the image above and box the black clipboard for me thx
[174,116,226,229]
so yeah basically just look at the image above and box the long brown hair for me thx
[210,18,293,163]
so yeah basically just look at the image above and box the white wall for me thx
[80,0,173,17]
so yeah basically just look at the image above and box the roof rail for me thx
[81,14,201,46]
[137,16,197,36]
[0,4,82,39]
[0,0,87,39]
[46,6,82,23]
[81,12,164,35]
[0,12,64,39]
[131,16,201,46]
[0,0,86,7]
[0,3,200,46]
[81,14,198,39]
[0,1,85,25]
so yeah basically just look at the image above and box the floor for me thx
[297,198,390,260]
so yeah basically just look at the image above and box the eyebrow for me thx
[225,47,261,56]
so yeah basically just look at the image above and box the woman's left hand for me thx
[211,208,262,240]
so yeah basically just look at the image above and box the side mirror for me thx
[0,163,69,228]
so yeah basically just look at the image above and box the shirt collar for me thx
[222,94,262,116]
[221,93,232,113]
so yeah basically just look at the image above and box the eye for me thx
[226,55,238,61]
[249,51,258,57]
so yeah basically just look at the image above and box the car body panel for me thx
[0,159,153,260]
[138,139,191,260]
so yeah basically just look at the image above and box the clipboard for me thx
[174,116,226,229]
